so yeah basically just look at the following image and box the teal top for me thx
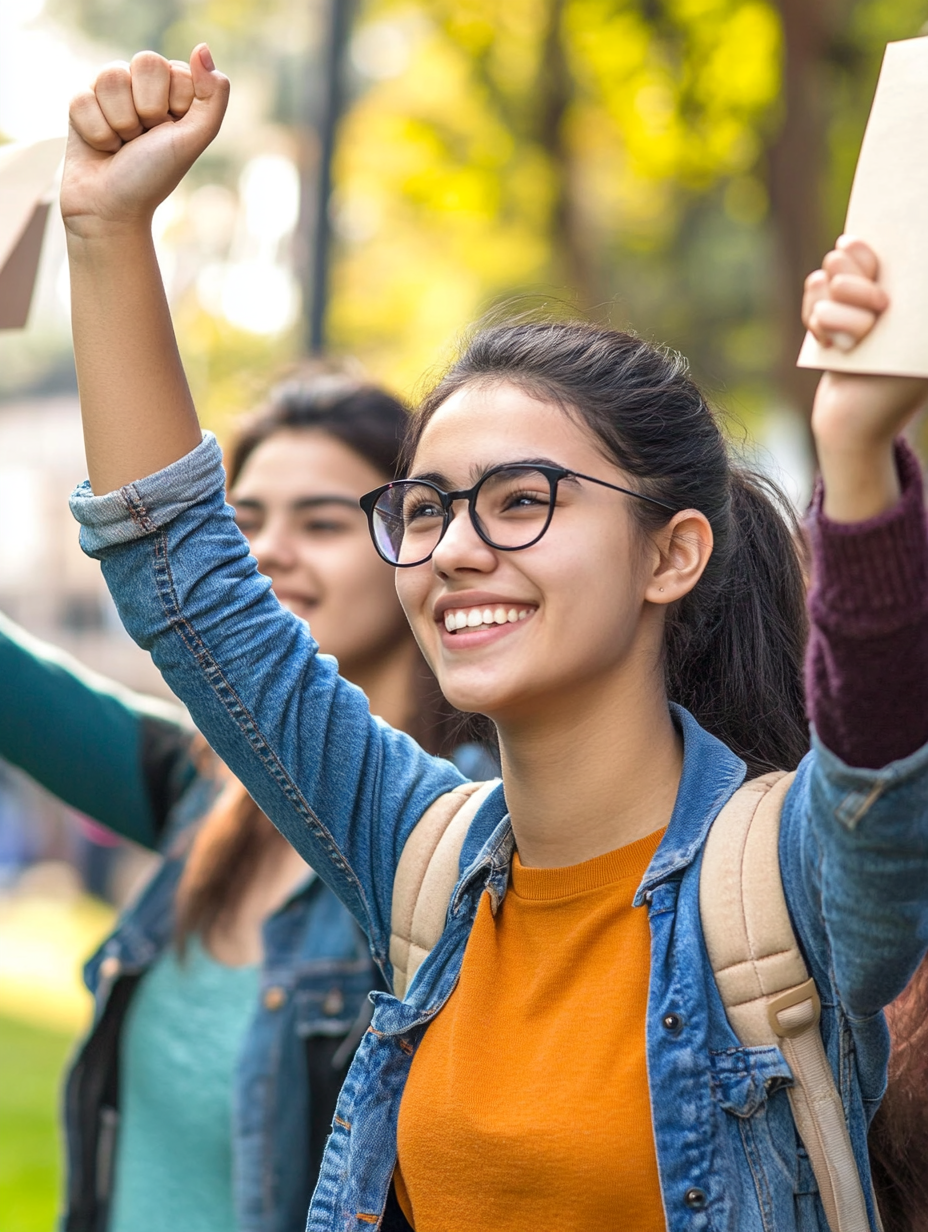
[109,937,260,1232]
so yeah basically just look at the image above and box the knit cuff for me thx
[807,439,928,638]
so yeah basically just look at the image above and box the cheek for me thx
[395,568,437,646]
[534,530,645,644]
[346,554,404,620]
[306,539,401,615]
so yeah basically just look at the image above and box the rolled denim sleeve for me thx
[782,729,928,1019]
[70,434,467,963]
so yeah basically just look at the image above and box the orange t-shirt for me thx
[394,829,666,1231]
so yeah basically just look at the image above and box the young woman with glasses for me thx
[61,47,928,1232]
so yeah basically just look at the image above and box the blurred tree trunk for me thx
[767,0,844,421]
[535,0,600,308]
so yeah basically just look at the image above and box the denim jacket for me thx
[0,614,379,1232]
[71,433,928,1232]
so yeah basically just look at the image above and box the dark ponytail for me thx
[407,320,809,776]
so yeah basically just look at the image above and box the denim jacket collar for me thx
[634,704,746,905]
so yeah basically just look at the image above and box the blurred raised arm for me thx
[0,611,194,846]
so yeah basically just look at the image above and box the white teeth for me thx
[443,605,533,631]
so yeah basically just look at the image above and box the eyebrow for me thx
[406,457,572,487]
[233,495,362,513]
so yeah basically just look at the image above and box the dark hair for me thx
[868,958,928,1231]
[227,362,408,486]
[176,367,468,951]
[406,320,809,777]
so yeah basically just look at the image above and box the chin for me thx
[436,667,532,723]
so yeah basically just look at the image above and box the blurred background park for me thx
[1,0,927,1227]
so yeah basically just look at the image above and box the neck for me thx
[497,661,683,869]
[342,636,422,734]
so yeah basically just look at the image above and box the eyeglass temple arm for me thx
[569,471,677,513]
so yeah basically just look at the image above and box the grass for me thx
[0,1014,76,1232]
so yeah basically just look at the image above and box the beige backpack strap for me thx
[701,771,877,1232]
[390,779,501,1000]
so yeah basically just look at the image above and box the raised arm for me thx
[63,50,471,960]
[0,611,194,846]
[62,46,227,493]
[787,237,928,1014]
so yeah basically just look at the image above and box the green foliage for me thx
[173,297,300,438]
[47,0,321,65]
[38,0,928,422]
[0,1015,75,1232]
[331,0,783,400]
[46,0,184,55]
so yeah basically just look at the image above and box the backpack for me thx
[389,773,881,1232]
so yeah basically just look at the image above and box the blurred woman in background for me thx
[0,370,487,1232]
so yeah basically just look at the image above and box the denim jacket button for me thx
[264,986,287,1011]
[684,1187,707,1210]
[662,1012,684,1034]
[323,988,345,1016]
[99,956,121,981]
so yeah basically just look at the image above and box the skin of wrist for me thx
[816,442,900,523]
[63,212,156,247]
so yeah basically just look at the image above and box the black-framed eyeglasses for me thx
[359,462,677,568]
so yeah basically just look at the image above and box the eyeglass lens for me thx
[371,466,555,565]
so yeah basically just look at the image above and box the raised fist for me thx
[62,45,229,236]
[802,236,888,353]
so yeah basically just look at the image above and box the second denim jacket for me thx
[0,614,378,1232]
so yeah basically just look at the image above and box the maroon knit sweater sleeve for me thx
[806,439,928,769]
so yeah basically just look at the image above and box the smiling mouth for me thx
[442,605,534,634]
[275,594,319,613]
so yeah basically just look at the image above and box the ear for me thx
[643,509,713,606]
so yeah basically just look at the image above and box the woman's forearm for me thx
[68,226,201,494]
[806,441,928,768]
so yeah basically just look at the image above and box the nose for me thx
[248,518,299,575]
[429,500,497,576]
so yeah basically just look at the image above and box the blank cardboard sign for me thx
[0,137,65,330]
[798,38,928,377]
